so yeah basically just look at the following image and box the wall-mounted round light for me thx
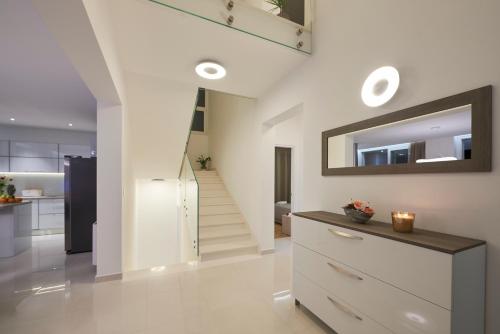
[195,62,226,80]
[361,66,400,107]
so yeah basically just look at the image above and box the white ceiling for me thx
[353,105,472,148]
[108,0,309,98]
[0,0,97,131]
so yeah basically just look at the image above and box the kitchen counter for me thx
[0,201,32,257]
[21,195,64,200]
[0,201,32,209]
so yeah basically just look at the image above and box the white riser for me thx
[200,197,234,206]
[200,205,240,216]
[194,171,218,177]
[200,214,245,226]
[200,234,252,246]
[197,177,222,184]
[200,190,229,198]
[199,183,225,191]
[200,241,258,261]
[200,224,250,239]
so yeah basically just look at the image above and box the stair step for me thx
[200,214,245,226]
[199,239,258,261]
[200,205,239,216]
[200,197,233,206]
[199,225,250,241]
[199,183,225,191]
[195,170,218,177]
[200,190,229,198]
[197,177,222,184]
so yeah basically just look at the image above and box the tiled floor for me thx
[0,235,333,334]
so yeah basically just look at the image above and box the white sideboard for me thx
[292,211,486,334]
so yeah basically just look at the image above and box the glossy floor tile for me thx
[0,235,334,334]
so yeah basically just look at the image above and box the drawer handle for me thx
[326,296,363,321]
[328,229,363,240]
[327,262,364,281]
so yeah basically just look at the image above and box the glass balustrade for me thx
[147,0,312,53]
[179,152,199,261]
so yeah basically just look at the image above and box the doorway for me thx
[274,147,292,239]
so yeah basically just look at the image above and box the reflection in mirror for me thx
[328,105,472,168]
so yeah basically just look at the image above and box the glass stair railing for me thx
[147,0,313,54]
[179,152,199,261]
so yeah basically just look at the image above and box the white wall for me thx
[252,1,500,332]
[96,103,123,278]
[122,71,197,271]
[134,179,179,269]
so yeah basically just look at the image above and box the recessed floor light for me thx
[195,62,226,80]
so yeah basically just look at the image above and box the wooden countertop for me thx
[293,211,485,254]
[0,201,32,209]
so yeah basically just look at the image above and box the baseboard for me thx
[260,248,275,255]
[95,272,122,283]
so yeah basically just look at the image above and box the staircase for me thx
[195,170,259,261]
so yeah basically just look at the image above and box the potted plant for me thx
[6,183,16,203]
[196,155,211,170]
[266,0,289,18]
[0,176,6,203]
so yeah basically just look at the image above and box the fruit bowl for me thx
[343,200,374,224]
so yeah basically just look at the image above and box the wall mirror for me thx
[322,86,492,175]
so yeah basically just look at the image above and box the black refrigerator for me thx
[64,157,96,254]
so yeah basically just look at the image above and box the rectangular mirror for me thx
[322,86,492,175]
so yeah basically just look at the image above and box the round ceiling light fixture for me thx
[195,61,226,80]
[361,66,400,107]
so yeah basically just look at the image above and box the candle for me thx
[391,211,415,233]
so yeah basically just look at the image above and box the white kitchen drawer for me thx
[292,216,453,309]
[294,243,451,334]
[293,271,392,334]
[39,213,64,229]
[39,199,64,214]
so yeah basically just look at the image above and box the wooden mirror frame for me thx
[322,86,492,176]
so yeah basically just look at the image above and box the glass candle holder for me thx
[391,211,415,233]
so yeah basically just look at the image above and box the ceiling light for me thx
[68,123,73,127]
[195,62,226,80]
[362,66,400,107]
[10,118,15,121]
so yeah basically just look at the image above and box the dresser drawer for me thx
[294,243,451,334]
[293,271,392,334]
[292,216,453,309]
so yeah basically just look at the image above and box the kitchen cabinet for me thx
[10,141,58,158]
[0,141,9,156]
[10,157,59,173]
[29,198,64,231]
[59,144,91,158]
[0,157,8,171]
[31,200,39,229]
[39,213,64,229]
